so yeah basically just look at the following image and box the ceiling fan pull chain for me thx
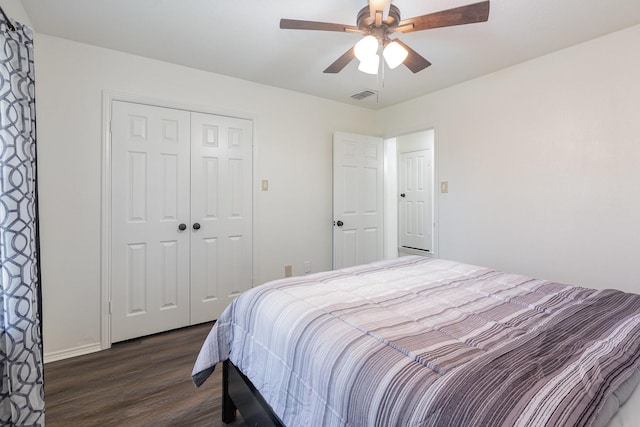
[377,66,383,103]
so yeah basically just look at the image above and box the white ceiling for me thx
[20,0,640,110]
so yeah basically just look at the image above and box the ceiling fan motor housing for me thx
[357,4,401,40]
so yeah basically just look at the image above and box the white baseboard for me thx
[44,342,103,364]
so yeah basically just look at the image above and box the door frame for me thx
[383,126,439,259]
[100,91,259,351]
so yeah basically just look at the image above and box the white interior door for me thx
[333,132,384,269]
[111,101,191,342]
[399,149,432,252]
[190,112,253,324]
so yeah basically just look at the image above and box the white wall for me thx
[1,0,32,27]
[32,21,640,358]
[34,34,375,358]
[377,25,640,294]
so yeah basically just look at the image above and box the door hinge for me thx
[108,300,112,314]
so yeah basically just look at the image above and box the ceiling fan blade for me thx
[280,18,359,33]
[323,47,356,73]
[395,1,490,33]
[393,39,431,73]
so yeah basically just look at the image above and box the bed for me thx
[192,256,640,426]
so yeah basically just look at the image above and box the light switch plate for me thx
[261,179,269,191]
[441,181,449,193]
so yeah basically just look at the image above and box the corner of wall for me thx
[2,0,33,28]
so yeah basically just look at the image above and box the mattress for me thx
[193,256,640,426]
[597,367,640,427]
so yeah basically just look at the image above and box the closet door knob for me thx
[178,223,187,231]
[336,220,344,227]
[400,193,406,198]
[193,223,201,230]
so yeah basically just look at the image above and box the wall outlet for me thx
[303,261,311,274]
[284,265,292,277]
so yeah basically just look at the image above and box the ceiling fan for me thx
[280,0,490,74]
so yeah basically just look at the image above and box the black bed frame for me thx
[222,360,285,426]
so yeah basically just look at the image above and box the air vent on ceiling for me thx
[351,89,377,100]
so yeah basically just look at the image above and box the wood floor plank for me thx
[44,323,246,426]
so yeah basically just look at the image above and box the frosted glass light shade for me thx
[358,54,380,74]
[383,41,408,69]
[354,36,379,61]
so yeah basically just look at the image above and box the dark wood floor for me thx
[44,322,246,426]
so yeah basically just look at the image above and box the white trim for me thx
[251,122,261,288]
[433,124,440,257]
[44,343,103,364]
[100,92,112,351]
[102,90,258,121]
[383,138,398,260]
[398,247,433,257]
[100,90,258,351]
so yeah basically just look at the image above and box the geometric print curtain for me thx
[0,11,45,427]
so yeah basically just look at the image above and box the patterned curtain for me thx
[0,12,45,427]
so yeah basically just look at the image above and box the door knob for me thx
[178,223,187,231]
[193,223,201,230]
[336,220,344,227]
[400,193,406,198]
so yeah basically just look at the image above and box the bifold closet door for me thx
[111,102,254,342]
[111,101,191,342]
[189,112,253,324]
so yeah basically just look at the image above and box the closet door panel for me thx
[190,113,253,324]
[111,101,191,342]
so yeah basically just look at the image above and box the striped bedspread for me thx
[192,256,640,426]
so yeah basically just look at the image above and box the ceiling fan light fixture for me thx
[383,41,408,69]
[358,54,380,74]
[354,35,379,61]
